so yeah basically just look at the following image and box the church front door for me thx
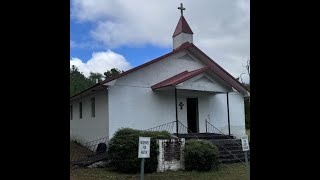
[187,98,199,133]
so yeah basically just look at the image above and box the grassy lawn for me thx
[70,163,248,180]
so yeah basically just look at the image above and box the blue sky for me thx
[70,0,250,82]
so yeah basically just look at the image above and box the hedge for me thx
[183,139,219,171]
[107,128,172,173]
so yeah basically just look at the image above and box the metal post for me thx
[140,158,145,180]
[244,151,250,180]
[175,88,179,137]
[226,92,231,135]
[205,119,207,133]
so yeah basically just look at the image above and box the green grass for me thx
[246,129,250,143]
[70,163,248,180]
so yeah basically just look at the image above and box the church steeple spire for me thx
[173,3,193,49]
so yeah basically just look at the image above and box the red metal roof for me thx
[151,67,209,89]
[173,16,193,37]
[187,45,250,93]
[71,42,249,99]
[99,42,193,85]
[70,43,193,99]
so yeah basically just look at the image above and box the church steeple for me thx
[173,3,193,50]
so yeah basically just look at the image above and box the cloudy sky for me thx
[70,0,250,83]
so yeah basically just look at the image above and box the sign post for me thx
[138,137,150,180]
[241,135,250,180]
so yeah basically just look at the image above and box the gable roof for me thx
[70,42,249,99]
[187,44,250,93]
[173,16,194,37]
[152,67,209,90]
[99,42,193,86]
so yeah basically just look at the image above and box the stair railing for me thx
[146,120,246,165]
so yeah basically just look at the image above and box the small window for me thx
[79,102,82,119]
[91,97,95,117]
[70,105,73,120]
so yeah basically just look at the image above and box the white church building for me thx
[70,11,250,143]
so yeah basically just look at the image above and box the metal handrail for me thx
[145,121,176,133]
[205,120,248,164]
[70,136,109,163]
[205,120,243,147]
[146,120,246,165]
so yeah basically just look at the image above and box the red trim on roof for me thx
[152,67,209,90]
[70,83,107,99]
[173,16,193,37]
[71,41,250,99]
[70,42,193,99]
[100,42,193,85]
[188,44,250,93]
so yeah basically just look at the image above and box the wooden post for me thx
[227,92,231,135]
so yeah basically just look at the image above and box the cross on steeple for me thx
[178,3,185,16]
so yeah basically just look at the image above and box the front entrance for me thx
[187,98,199,133]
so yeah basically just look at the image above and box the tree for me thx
[236,73,245,83]
[242,58,250,83]
[242,59,250,129]
[70,65,92,96]
[104,68,124,79]
[70,66,125,97]
[237,59,251,129]
[88,72,104,84]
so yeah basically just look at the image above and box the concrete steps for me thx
[211,139,250,164]
[173,133,250,164]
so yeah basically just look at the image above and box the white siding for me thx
[115,50,205,87]
[108,51,207,138]
[70,89,109,143]
[208,92,246,137]
[107,51,246,138]
[198,96,210,133]
[177,74,230,92]
[228,92,246,137]
[177,97,188,128]
[173,33,193,49]
[209,94,229,135]
[108,86,176,138]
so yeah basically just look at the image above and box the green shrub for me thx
[183,139,219,171]
[107,128,172,173]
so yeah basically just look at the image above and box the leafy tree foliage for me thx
[70,66,124,97]
[88,72,104,84]
[70,65,93,96]
[104,68,124,79]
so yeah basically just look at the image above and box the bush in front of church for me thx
[183,139,219,171]
[107,128,172,173]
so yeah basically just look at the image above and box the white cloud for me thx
[71,0,250,82]
[70,50,132,77]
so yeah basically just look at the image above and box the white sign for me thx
[241,135,250,151]
[138,137,151,158]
